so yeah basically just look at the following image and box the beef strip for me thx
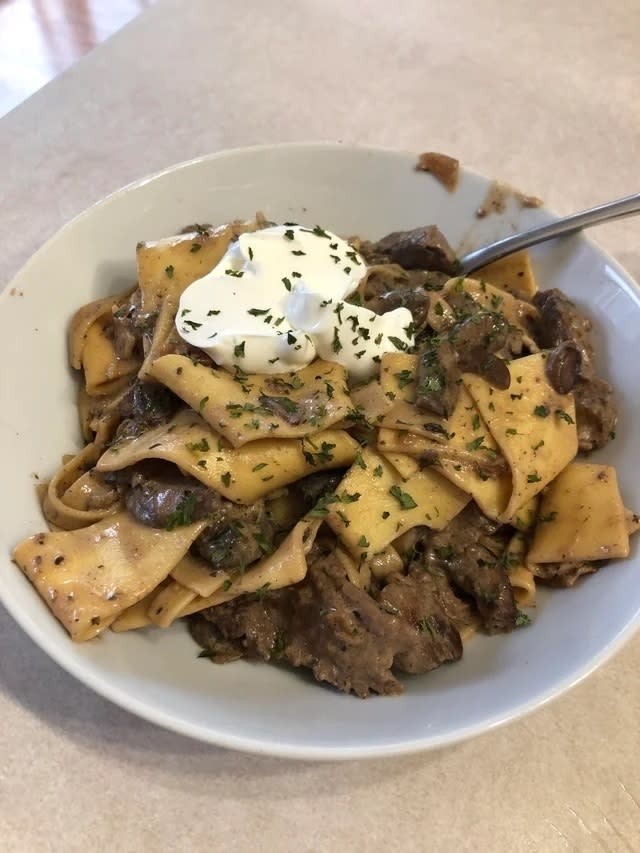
[118,461,275,570]
[191,546,464,697]
[533,289,617,451]
[423,504,517,633]
[531,560,603,588]
[573,375,617,452]
[375,571,463,673]
[533,289,595,361]
[115,380,180,440]
[193,498,274,571]
[415,337,460,417]
[374,226,460,275]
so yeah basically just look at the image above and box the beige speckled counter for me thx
[1,1,639,850]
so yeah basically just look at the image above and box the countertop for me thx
[1,1,639,850]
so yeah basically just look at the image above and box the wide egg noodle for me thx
[378,353,449,441]
[136,220,263,379]
[462,352,578,520]
[324,447,469,560]
[528,463,630,563]
[377,379,511,520]
[81,314,141,397]
[442,276,539,350]
[180,517,323,617]
[474,249,538,300]
[148,355,354,447]
[11,512,207,641]
[43,422,122,531]
[68,288,133,371]
[96,409,358,505]
[504,532,536,608]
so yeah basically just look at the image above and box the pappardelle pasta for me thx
[12,215,637,696]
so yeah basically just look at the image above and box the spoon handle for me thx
[459,191,640,275]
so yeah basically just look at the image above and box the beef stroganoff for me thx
[12,215,638,697]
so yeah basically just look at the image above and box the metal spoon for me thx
[459,191,640,275]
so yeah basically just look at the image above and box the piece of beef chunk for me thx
[573,375,618,452]
[191,547,465,697]
[533,289,595,362]
[193,498,274,572]
[423,503,517,634]
[532,289,617,451]
[376,571,463,673]
[374,226,460,275]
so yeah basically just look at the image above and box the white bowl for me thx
[1,143,639,760]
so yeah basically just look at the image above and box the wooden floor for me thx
[0,0,154,117]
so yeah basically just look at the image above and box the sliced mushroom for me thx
[415,338,460,417]
[457,345,511,390]
[545,341,582,394]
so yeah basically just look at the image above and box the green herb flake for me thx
[190,242,202,253]
[388,485,417,510]
[165,264,174,278]
[533,405,550,418]
[186,438,210,454]
[165,492,197,531]
[221,471,232,487]
[555,409,575,424]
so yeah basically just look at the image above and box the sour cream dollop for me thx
[176,224,414,380]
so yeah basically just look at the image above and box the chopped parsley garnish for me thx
[538,511,558,523]
[234,341,246,358]
[225,269,244,277]
[190,242,202,253]
[354,450,366,469]
[252,462,269,472]
[165,492,197,531]
[247,307,270,316]
[388,336,409,352]
[471,414,481,431]
[373,465,383,478]
[199,396,209,411]
[394,370,414,389]
[515,611,531,627]
[332,327,342,353]
[186,438,210,453]
[465,436,485,451]
[527,472,542,483]
[555,409,575,424]
[534,405,550,418]
[207,309,220,316]
[381,511,390,519]
[291,249,306,256]
[165,264,174,278]
[183,320,202,331]
[388,485,417,510]
[284,228,295,240]
[358,535,370,548]
[282,277,292,291]
[221,471,232,487]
